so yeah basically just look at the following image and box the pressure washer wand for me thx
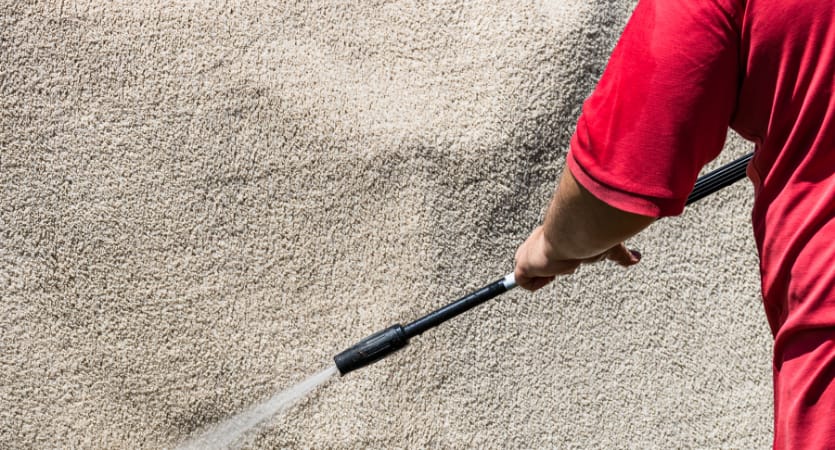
[334,152,754,376]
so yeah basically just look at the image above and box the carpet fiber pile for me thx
[2,0,771,447]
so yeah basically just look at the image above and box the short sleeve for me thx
[567,0,741,217]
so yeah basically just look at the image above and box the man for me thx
[513,0,835,448]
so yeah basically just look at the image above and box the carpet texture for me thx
[2,0,773,448]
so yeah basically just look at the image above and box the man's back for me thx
[735,0,835,333]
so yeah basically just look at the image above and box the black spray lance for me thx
[334,153,754,376]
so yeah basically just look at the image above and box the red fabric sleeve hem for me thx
[566,150,686,218]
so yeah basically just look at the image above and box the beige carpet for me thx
[2,0,773,448]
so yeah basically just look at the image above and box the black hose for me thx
[403,277,511,338]
[686,153,753,204]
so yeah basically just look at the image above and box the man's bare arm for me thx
[514,166,656,291]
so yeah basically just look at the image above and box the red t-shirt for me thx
[566,0,835,447]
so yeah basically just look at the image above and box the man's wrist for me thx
[538,225,575,262]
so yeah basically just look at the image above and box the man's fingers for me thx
[516,275,556,292]
[529,276,556,291]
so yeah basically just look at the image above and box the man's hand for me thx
[514,226,642,292]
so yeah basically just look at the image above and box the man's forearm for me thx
[541,167,656,260]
